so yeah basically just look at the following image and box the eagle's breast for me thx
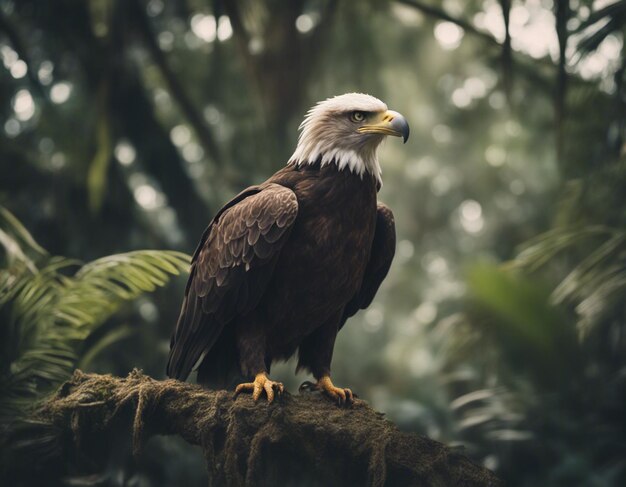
[262,162,378,336]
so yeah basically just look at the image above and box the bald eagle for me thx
[167,93,409,404]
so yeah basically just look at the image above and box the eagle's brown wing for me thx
[167,183,299,380]
[340,203,395,328]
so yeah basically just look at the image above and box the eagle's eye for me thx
[350,111,366,123]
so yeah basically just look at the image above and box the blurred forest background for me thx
[0,0,625,486]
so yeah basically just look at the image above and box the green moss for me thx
[21,371,501,486]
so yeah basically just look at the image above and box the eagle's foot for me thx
[310,375,354,406]
[234,372,284,403]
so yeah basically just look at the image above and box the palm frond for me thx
[512,224,626,337]
[0,206,46,272]
[512,225,613,271]
[552,232,625,304]
[466,264,578,385]
[575,267,626,335]
[0,207,190,422]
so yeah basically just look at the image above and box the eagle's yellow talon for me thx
[234,372,283,404]
[316,375,354,406]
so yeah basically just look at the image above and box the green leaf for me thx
[0,207,190,422]
[86,84,112,213]
[466,263,579,387]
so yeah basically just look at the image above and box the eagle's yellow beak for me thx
[358,110,410,143]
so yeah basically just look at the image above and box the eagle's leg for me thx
[233,323,283,403]
[297,316,354,406]
[234,372,284,403]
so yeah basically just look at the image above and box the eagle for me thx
[167,93,409,405]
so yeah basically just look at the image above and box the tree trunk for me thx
[20,370,501,486]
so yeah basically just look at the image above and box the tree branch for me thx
[17,370,501,486]
[554,0,570,168]
[394,0,577,90]
[500,0,513,103]
[396,0,500,46]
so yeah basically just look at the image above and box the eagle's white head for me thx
[288,93,409,186]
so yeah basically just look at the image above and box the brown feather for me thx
[166,184,298,380]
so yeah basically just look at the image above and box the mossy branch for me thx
[27,370,500,486]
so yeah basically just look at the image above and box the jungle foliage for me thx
[1,0,625,486]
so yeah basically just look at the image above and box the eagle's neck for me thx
[288,140,383,187]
